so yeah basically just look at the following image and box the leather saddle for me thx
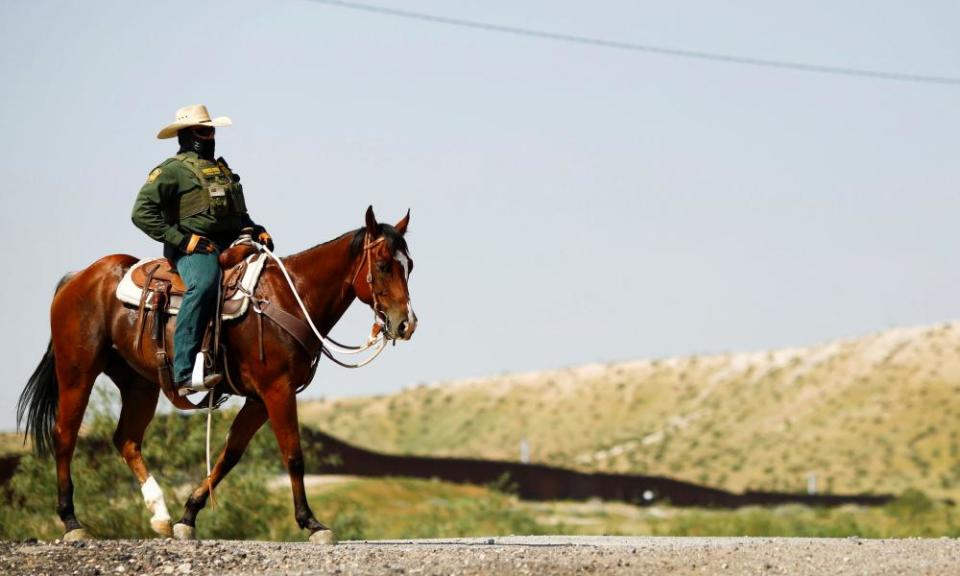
[126,242,262,411]
[121,240,322,411]
[130,243,259,316]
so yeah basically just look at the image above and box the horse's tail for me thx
[17,273,74,458]
[18,340,58,457]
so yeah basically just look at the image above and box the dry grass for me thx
[0,432,27,456]
[301,322,960,500]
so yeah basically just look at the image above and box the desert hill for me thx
[300,322,960,499]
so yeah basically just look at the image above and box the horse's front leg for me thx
[263,387,334,544]
[173,397,267,540]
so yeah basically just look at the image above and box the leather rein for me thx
[250,232,391,371]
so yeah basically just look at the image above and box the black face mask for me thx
[177,129,215,160]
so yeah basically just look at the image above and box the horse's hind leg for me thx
[52,344,102,540]
[35,256,131,540]
[105,360,170,537]
[49,266,116,540]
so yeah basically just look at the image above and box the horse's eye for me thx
[377,262,391,273]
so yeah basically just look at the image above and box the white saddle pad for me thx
[115,252,268,321]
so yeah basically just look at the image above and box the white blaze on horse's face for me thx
[405,297,417,338]
[394,249,411,281]
[393,248,417,339]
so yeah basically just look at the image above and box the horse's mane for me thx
[348,224,408,256]
[298,224,408,261]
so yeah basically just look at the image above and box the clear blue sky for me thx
[1,0,959,430]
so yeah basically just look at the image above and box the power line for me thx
[308,0,960,86]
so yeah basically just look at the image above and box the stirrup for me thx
[177,374,223,396]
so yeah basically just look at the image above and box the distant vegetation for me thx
[300,322,960,501]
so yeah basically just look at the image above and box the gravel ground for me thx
[2,536,959,576]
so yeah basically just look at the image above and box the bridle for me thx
[346,231,417,343]
[348,233,388,325]
[249,233,396,369]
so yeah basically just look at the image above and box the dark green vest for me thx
[173,153,248,221]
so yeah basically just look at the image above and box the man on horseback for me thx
[22,195,415,541]
[131,104,273,395]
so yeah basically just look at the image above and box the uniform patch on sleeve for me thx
[146,168,162,183]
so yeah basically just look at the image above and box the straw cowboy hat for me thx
[156,104,232,139]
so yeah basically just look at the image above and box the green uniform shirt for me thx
[131,151,255,250]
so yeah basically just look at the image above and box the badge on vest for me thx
[146,168,162,183]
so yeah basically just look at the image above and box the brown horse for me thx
[17,206,416,543]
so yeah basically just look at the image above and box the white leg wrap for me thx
[141,475,171,523]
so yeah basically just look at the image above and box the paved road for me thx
[3,536,959,575]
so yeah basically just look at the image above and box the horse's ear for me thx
[365,205,380,237]
[395,209,410,235]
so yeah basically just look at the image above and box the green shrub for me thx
[884,488,935,520]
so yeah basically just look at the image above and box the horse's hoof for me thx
[151,519,173,538]
[172,523,196,541]
[63,528,90,541]
[309,530,336,545]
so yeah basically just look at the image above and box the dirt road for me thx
[3,536,959,575]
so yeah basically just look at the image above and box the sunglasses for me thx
[190,126,216,139]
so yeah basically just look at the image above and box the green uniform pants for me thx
[170,250,221,383]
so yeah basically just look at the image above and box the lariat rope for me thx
[205,273,224,508]
[205,389,217,509]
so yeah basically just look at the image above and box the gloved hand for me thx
[258,231,274,251]
[179,233,216,254]
[253,225,274,251]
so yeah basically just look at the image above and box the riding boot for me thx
[177,348,223,396]
[177,374,223,396]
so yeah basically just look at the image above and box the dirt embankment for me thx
[301,322,960,501]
